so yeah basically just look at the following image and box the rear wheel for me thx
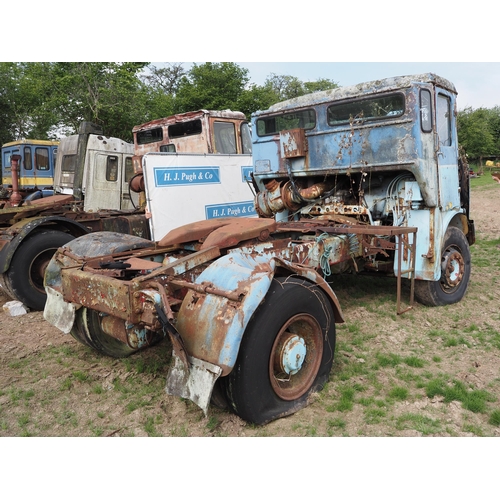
[414,226,471,306]
[5,230,74,310]
[221,277,336,425]
[71,308,138,358]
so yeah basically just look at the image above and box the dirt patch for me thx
[1,182,499,437]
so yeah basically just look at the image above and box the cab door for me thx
[435,88,460,210]
[83,152,139,211]
[83,153,123,211]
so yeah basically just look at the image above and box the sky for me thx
[179,62,500,110]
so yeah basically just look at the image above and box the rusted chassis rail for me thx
[56,244,221,327]
[48,219,416,354]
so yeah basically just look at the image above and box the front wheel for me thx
[414,226,471,306]
[5,230,74,310]
[221,276,336,425]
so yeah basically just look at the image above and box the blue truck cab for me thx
[251,73,474,305]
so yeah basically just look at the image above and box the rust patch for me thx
[159,217,277,250]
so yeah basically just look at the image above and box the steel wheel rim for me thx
[440,246,465,293]
[269,313,323,401]
[29,248,57,293]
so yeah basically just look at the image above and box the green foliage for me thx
[458,106,500,161]
[49,62,150,141]
[174,62,251,114]
[0,62,57,142]
[263,73,338,102]
[1,61,498,163]
[0,62,341,145]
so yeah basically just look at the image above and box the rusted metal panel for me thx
[135,246,221,282]
[280,128,307,158]
[200,218,276,250]
[176,252,277,375]
[60,269,134,320]
[159,217,276,250]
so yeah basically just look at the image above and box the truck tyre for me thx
[70,307,100,350]
[5,230,75,311]
[71,308,138,358]
[221,276,336,425]
[414,226,471,306]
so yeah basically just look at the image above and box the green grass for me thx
[327,418,346,431]
[72,371,89,382]
[375,352,402,368]
[9,388,35,404]
[425,377,496,413]
[488,409,500,426]
[470,172,498,189]
[364,407,387,424]
[396,413,443,435]
[388,386,409,401]
[1,175,499,437]
[55,409,78,428]
[326,384,358,412]
[471,236,500,269]
[122,356,165,376]
[92,384,104,394]
[403,356,426,368]
[206,415,220,432]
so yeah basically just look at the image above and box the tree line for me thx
[457,107,500,165]
[1,62,498,165]
[0,62,337,145]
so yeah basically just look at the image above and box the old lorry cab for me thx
[44,74,474,425]
[1,139,59,201]
[53,124,138,211]
[129,109,253,202]
[133,109,252,156]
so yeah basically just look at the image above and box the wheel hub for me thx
[270,314,323,401]
[30,250,55,291]
[278,334,307,375]
[441,248,464,290]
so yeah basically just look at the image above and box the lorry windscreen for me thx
[327,93,405,125]
[256,109,316,136]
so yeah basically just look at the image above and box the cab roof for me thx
[253,73,457,117]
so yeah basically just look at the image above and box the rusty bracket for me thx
[148,282,175,321]
[154,302,189,369]
[395,230,416,315]
[167,278,246,302]
[135,246,221,283]
[362,235,394,258]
